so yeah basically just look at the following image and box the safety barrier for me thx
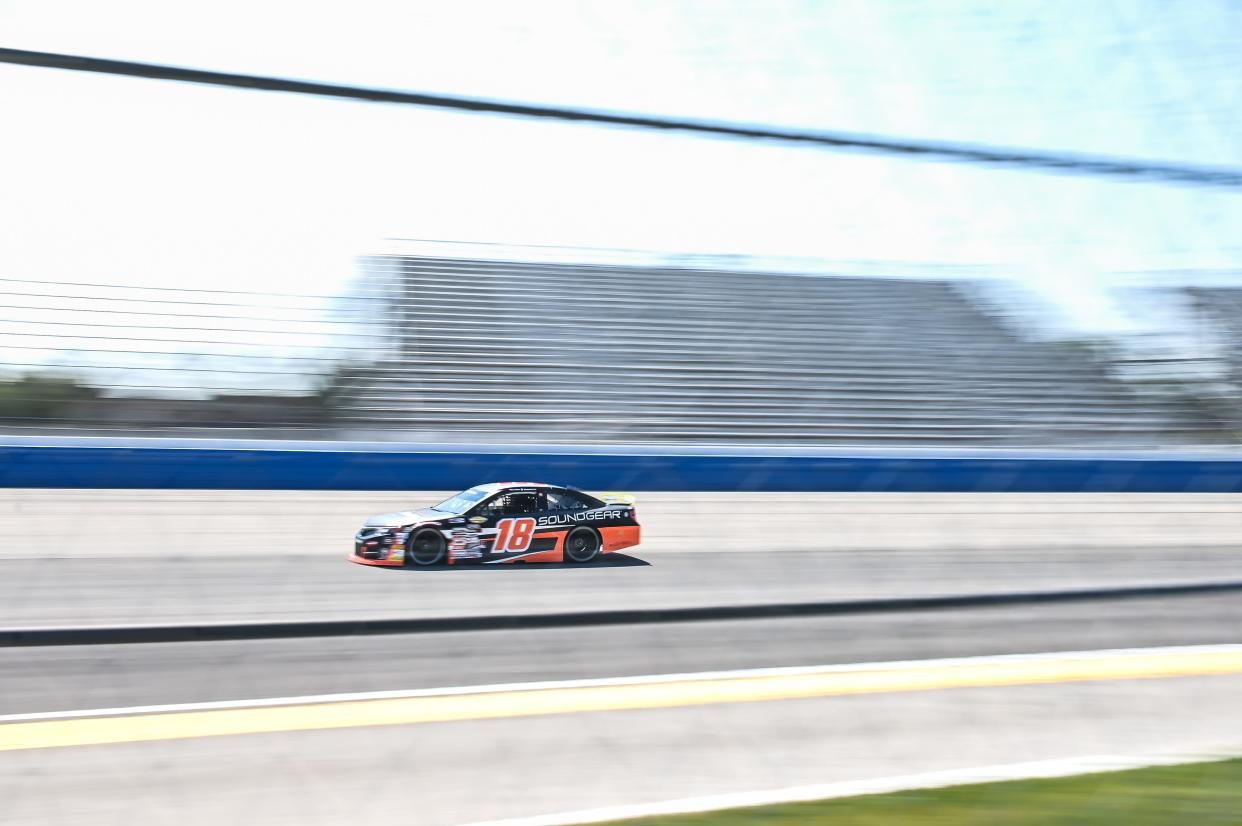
[2,436,1241,492]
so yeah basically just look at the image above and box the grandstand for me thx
[1188,287,1242,385]
[341,254,1204,445]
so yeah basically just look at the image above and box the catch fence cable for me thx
[2,46,1241,188]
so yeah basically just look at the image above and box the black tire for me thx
[564,527,601,564]
[405,529,447,567]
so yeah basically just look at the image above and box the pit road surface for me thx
[3,590,1242,825]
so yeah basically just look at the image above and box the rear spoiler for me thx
[597,492,636,507]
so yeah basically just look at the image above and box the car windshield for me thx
[430,487,490,514]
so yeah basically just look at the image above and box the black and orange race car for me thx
[350,482,640,567]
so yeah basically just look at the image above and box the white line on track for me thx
[2,643,1239,723]
[457,749,1242,826]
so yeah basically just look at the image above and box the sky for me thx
[1,0,1240,386]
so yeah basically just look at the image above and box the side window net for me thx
[485,492,538,515]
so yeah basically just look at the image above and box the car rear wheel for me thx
[564,527,600,563]
[406,529,447,566]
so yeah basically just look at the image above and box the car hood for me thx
[363,508,444,528]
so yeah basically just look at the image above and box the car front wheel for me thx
[405,529,447,566]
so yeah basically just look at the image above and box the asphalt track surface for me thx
[3,547,1241,825]
[3,545,1241,627]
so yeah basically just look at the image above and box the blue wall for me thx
[2,437,1241,492]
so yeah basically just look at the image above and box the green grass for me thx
[608,759,1242,825]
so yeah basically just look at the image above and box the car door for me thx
[471,488,544,560]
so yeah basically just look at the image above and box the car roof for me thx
[471,481,557,493]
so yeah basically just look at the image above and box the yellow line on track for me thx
[4,647,1242,753]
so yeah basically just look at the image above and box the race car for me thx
[350,482,641,567]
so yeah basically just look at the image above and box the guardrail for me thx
[2,437,1241,492]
